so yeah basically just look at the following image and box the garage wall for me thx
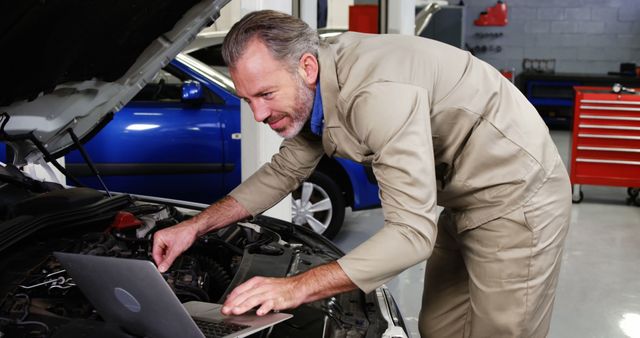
[462,0,640,74]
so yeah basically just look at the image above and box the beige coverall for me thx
[230,32,572,337]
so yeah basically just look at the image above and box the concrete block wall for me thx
[461,0,640,75]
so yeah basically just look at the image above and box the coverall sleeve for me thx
[337,82,438,293]
[228,132,325,216]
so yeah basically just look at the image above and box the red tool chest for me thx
[570,86,640,202]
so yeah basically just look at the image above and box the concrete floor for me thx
[333,130,640,338]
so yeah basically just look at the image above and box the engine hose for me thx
[196,256,232,302]
[245,229,279,254]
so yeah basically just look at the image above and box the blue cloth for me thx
[310,82,324,136]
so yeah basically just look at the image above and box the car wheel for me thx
[292,172,345,239]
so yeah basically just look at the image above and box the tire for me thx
[291,172,345,239]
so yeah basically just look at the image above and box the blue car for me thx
[55,53,380,238]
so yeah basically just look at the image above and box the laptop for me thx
[54,252,292,338]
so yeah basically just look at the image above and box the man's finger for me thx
[222,294,260,315]
[158,246,180,273]
[152,238,168,268]
[256,299,275,316]
[223,284,273,315]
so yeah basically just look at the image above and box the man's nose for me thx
[250,101,270,123]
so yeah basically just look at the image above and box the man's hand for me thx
[222,276,305,316]
[152,222,198,272]
[152,196,251,273]
[222,261,357,316]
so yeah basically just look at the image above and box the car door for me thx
[66,62,230,204]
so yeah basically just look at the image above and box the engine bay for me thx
[0,177,388,337]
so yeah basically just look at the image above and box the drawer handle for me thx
[581,99,640,106]
[580,114,640,122]
[576,158,640,166]
[578,133,640,140]
[580,105,640,112]
[579,124,640,131]
[577,146,640,153]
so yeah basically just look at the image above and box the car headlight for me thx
[375,285,409,338]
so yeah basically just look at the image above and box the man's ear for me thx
[298,53,319,85]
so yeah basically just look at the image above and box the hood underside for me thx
[0,0,229,165]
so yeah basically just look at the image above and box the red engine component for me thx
[109,211,143,231]
[474,0,508,26]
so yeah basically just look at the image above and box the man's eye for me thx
[261,92,273,99]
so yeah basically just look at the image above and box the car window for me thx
[189,44,226,67]
[132,65,224,104]
[187,46,231,78]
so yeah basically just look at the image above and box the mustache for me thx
[263,114,284,125]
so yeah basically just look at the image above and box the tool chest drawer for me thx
[570,86,640,202]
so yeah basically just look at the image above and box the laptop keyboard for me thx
[193,318,250,338]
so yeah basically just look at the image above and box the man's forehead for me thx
[231,40,295,97]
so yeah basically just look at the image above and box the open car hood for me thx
[0,0,230,166]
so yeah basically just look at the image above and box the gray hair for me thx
[221,10,320,72]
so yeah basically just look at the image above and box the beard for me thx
[276,74,315,139]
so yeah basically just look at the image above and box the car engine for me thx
[0,187,391,338]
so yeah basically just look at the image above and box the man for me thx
[153,10,571,337]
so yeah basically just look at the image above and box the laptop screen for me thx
[54,252,292,338]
